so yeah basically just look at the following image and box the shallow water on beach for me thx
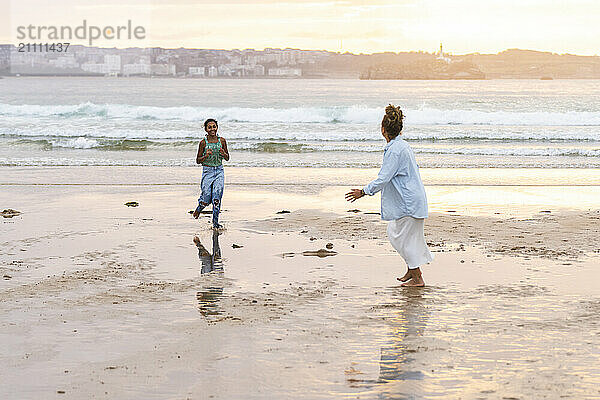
[1,183,599,399]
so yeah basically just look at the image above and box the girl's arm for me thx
[196,140,208,164]
[219,137,230,161]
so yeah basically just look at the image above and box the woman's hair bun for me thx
[385,104,403,122]
[382,104,404,138]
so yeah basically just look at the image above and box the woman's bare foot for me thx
[397,269,411,282]
[401,280,425,287]
[400,268,425,287]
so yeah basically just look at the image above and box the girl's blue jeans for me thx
[196,165,224,227]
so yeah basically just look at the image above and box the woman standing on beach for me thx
[345,105,433,286]
[193,119,229,229]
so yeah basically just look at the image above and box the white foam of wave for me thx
[50,137,100,149]
[412,146,600,157]
[408,108,600,126]
[0,157,196,167]
[3,102,600,126]
[5,135,599,157]
[3,124,600,142]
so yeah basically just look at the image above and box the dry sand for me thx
[1,170,600,399]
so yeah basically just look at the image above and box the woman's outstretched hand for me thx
[345,189,364,202]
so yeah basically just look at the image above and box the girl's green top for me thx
[202,136,223,166]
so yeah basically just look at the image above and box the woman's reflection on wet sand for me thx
[377,288,430,398]
[195,230,224,317]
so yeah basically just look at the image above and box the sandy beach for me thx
[1,166,599,399]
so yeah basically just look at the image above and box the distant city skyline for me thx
[2,0,600,56]
[4,44,599,80]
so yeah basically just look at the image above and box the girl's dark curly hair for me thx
[381,104,404,139]
[204,118,218,130]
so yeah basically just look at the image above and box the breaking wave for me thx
[3,102,600,126]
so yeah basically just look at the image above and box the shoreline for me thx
[2,166,600,185]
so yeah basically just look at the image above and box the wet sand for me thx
[1,168,600,399]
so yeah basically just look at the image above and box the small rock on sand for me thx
[1,209,21,218]
[232,244,243,249]
[325,243,334,249]
[347,209,361,213]
[276,210,291,214]
[124,202,139,207]
[302,249,337,258]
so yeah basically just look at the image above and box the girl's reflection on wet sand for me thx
[195,231,224,317]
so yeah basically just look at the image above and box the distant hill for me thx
[459,49,600,79]
[355,49,600,80]
[360,59,485,80]
[311,49,600,79]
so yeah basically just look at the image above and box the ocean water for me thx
[1,77,600,168]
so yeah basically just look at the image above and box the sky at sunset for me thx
[2,0,599,55]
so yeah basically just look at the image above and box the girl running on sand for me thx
[193,119,229,229]
[345,105,433,287]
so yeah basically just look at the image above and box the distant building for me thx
[188,66,205,76]
[104,55,121,72]
[49,54,78,69]
[123,63,151,75]
[80,54,120,74]
[267,67,302,77]
[81,62,112,74]
[0,45,12,70]
[207,66,218,77]
[152,64,176,76]
[217,65,232,76]
[227,55,242,65]
[436,43,452,63]
[245,55,258,66]
[253,65,265,76]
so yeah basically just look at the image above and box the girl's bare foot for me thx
[193,202,209,219]
[397,269,411,282]
[400,268,425,287]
